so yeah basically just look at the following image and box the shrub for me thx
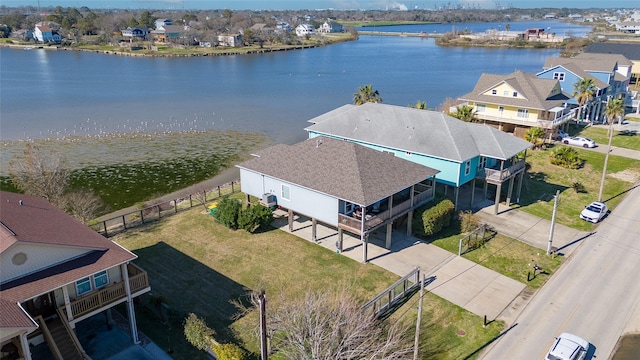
[458,210,480,233]
[183,313,215,351]
[413,197,455,237]
[572,181,586,193]
[214,196,242,229]
[212,343,249,360]
[549,146,583,169]
[237,204,273,233]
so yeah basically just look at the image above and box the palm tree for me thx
[598,98,625,202]
[450,104,478,122]
[408,100,427,109]
[524,127,546,148]
[353,84,382,105]
[572,78,597,122]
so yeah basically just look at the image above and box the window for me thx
[478,156,487,169]
[476,104,486,113]
[93,270,109,288]
[281,184,291,201]
[464,160,471,176]
[76,277,92,295]
[553,72,565,81]
[503,90,509,96]
[512,91,518,97]
[517,108,529,118]
[491,89,497,95]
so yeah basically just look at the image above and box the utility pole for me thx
[547,190,560,255]
[259,290,268,360]
[413,273,425,360]
[598,120,614,202]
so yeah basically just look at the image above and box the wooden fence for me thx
[458,224,496,256]
[362,267,423,319]
[91,180,240,237]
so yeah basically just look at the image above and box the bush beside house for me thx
[412,196,455,237]
[214,196,273,233]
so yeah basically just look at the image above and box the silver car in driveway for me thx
[580,201,608,223]
[562,136,596,148]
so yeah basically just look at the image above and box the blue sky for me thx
[4,0,639,10]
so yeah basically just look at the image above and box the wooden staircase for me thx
[46,316,84,360]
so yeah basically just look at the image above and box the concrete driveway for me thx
[271,210,526,321]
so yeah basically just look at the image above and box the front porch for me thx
[336,182,434,237]
[59,263,150,325]
[475,157,527,215]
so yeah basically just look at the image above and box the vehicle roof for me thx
[549,333,589,359]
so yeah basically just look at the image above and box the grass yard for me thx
[572,125,640,151]
[516,144,640,231]
[114,207,503,359]
[429,221,563,290]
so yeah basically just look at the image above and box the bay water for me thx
[0,21,589,144]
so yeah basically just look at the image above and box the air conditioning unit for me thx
[260,193,277,209]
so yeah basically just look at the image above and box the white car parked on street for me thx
[562,136,596,148]
[580,201,608,223]
[545,333,589,360]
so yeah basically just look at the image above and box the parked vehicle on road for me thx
[580,201,608,223]
[545,332,589,360]
[555,129,569,140]
[562,136,596,148]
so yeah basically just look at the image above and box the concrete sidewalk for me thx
[271,210,526,321]
[476,202,593,258]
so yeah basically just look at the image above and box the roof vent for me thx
[316,138,323,148]
[19,200,23,206]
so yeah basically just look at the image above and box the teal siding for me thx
[308,131,470,187]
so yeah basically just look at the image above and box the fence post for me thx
[140,210,144,224]
[231,181,235,193]
[218,185,221,197]
[174,200,178,213]
[157,205,161,219]
[189,194,193,208]
[204,190,207,202]
[103,221,108,237]
[122,215,126,230]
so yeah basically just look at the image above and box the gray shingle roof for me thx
[585,43,640,61]
[458,70,570,110]
[306,103,531,162]
[574,52,633,67]
[236,136,439,206]
[539,60,609,89]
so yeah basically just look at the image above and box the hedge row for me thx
[412,196,455,237]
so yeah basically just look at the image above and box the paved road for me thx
[479,183,640,359]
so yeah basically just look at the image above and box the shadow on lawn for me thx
[133,242,252,346]
[516,172,569,207]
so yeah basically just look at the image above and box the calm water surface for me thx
[1,21,585,143]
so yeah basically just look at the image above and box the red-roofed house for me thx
[0,191,150,360]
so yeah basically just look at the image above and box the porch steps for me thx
[46,317,84,360]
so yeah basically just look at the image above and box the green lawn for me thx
[572,125,640,151]
[516,145,640,231]
[429,221,562,289]
[115,207,503,359]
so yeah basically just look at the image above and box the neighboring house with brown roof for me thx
[33,24,61,43]
[305,103,532,215]
[236,136,439,262]
[0,191,151,360]
[537,52,632,123]
[457,70,574,137]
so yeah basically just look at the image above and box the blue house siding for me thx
[308,131,467,187]
[537,68,583,95]
[239,168,338,225]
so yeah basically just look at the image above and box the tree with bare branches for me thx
[259,288,413,359]
[62,189,106,224]
[9,143,70,207]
